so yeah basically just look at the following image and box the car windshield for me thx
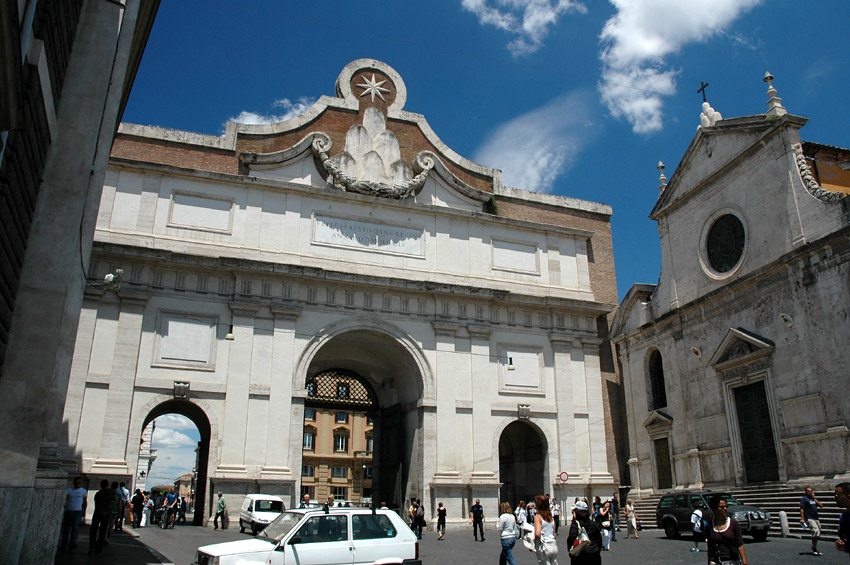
[259,511,303,542]
[712,494,742,506]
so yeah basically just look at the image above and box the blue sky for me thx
[124,0,848,302]
[125,0,848,485]
[146,414,200,488]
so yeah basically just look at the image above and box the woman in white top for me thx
[497,502,518,565]
[625,498,638,539]
[534,495,558,565]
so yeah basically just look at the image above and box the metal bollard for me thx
[778,510,789,537]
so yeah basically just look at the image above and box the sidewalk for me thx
[54,524,172,565]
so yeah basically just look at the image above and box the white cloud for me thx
[153,426,197,449]
[473,90,596,193]
[462,0,587,56]
[599,0,761,133]
[154,413,196,431]
[229,96,316,125]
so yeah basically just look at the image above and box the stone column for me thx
[550,335,577,476]
[261,305,300,489]
[92,291,149,472]
[218,302,259,474]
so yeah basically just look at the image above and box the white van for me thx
[239,494,285,535]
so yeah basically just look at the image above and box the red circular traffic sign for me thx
[558,471,569,483]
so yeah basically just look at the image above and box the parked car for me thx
[656,491,770,542]
[239,494,286,536]
[195,507,421,565]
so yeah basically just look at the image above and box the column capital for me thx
[117,289,150,308]
[230,300,261,317]
[467,324,491,340]
[549,333,581,351]
[432,320,461,337]
[271,303,302,322]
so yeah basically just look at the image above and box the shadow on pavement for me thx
[54,524,168,565]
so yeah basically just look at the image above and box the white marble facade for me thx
[62,60,618,525]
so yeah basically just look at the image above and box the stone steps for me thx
[628,485,844,541]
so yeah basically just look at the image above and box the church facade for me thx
[611,77,850,495]
[62,59,622,525]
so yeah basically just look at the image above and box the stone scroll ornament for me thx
[792,143,845,203]
[311,105,434,199]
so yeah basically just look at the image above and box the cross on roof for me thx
[698,81,710,103]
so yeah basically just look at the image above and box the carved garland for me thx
[311,135,434,199]
[792,143,845,203]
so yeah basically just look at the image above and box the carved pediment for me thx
[643,410,673,432]
[709,327,774,369]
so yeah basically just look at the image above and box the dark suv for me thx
[655,492,770,542]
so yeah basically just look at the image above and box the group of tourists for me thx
[58,478,188,555]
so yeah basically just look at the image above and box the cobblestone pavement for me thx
[55,522,850,564]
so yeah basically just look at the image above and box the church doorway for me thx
[498,421,546,506]
[139,400,211,525]
[300,328,425,511]
[734,382,779,483]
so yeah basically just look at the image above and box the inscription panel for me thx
[312,213,424,257]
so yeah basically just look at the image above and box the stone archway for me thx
[498,420,547,506]
[293,321,431,511]
[140,399,211,525]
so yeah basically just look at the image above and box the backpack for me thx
[416,505,425,518]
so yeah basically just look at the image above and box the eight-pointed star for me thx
[357,73,390,103]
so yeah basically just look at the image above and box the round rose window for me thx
[705,214,745,273]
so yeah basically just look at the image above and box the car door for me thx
[281,514,352,565]
[351,513,406,564]
[673,494,689,530]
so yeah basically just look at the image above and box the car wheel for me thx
[251,522,259,536]
[752,531,768,542]
[663,519,679,539]
[239,519,245,533]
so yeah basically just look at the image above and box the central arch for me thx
[294,318,431,510]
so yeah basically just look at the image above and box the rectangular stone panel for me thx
[780,393,825,429]
[168,191,234,233]
[312,213,424,256]
[492,238,539,274]
[155,312,216,367]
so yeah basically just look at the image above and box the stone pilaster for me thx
[261,305,301,482]
[468,324,495,475]
[581,336,615,483]
[550,335,577,475]
[432,321,464,473]
[92,290,149,473]
[218,301,260,474]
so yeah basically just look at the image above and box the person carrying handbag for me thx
[567,500,602,564]
[497,502,519,565]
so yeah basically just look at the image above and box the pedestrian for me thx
[300,492,312,508]
[59,476,87,551]
[409,499,417,529]
[706,495,748,565]
[142,493,153,527]
[610,493,619,541]
[835,482,850,558]
[527,500,537,524]
[625,498,638,539]
[801,485,825,555]
[592,496,601,518]
[515,500,527,525]
[552,498,561,535]
[497,501,518,565]
[213,492,227,530]
[131,489,145,528]
[179,496,188,524]
[414,498,425,539]
[534,495,559,565]
[88,480,113,555]
[690,500,704,552]
[115,481,130,531]
[596,500,613,551]
[567,501,602,564]
[437,502,447,540]
[106,481,121,540]
[470,498,485,541]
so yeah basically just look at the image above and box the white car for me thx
[194,507,421,565]
[239,494,286,536]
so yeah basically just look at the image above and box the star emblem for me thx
[357,73,390,103]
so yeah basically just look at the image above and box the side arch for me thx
[128,394,220,525]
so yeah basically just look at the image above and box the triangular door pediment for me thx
[709,327,774,368]
[643,409,673,431]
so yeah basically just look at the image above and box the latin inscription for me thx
[313,214,423,256]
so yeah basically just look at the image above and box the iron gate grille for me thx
[305,369,377,408]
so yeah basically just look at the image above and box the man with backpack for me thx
[690,501,706,552]
[414,498,425,539]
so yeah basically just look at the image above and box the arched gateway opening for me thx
[498,421,547,506]
[140,400,211,525]
[300,327,427,510]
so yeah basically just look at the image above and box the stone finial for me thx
[764,71,787,117]
[657,161,667,192]
[699,101,723,129]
